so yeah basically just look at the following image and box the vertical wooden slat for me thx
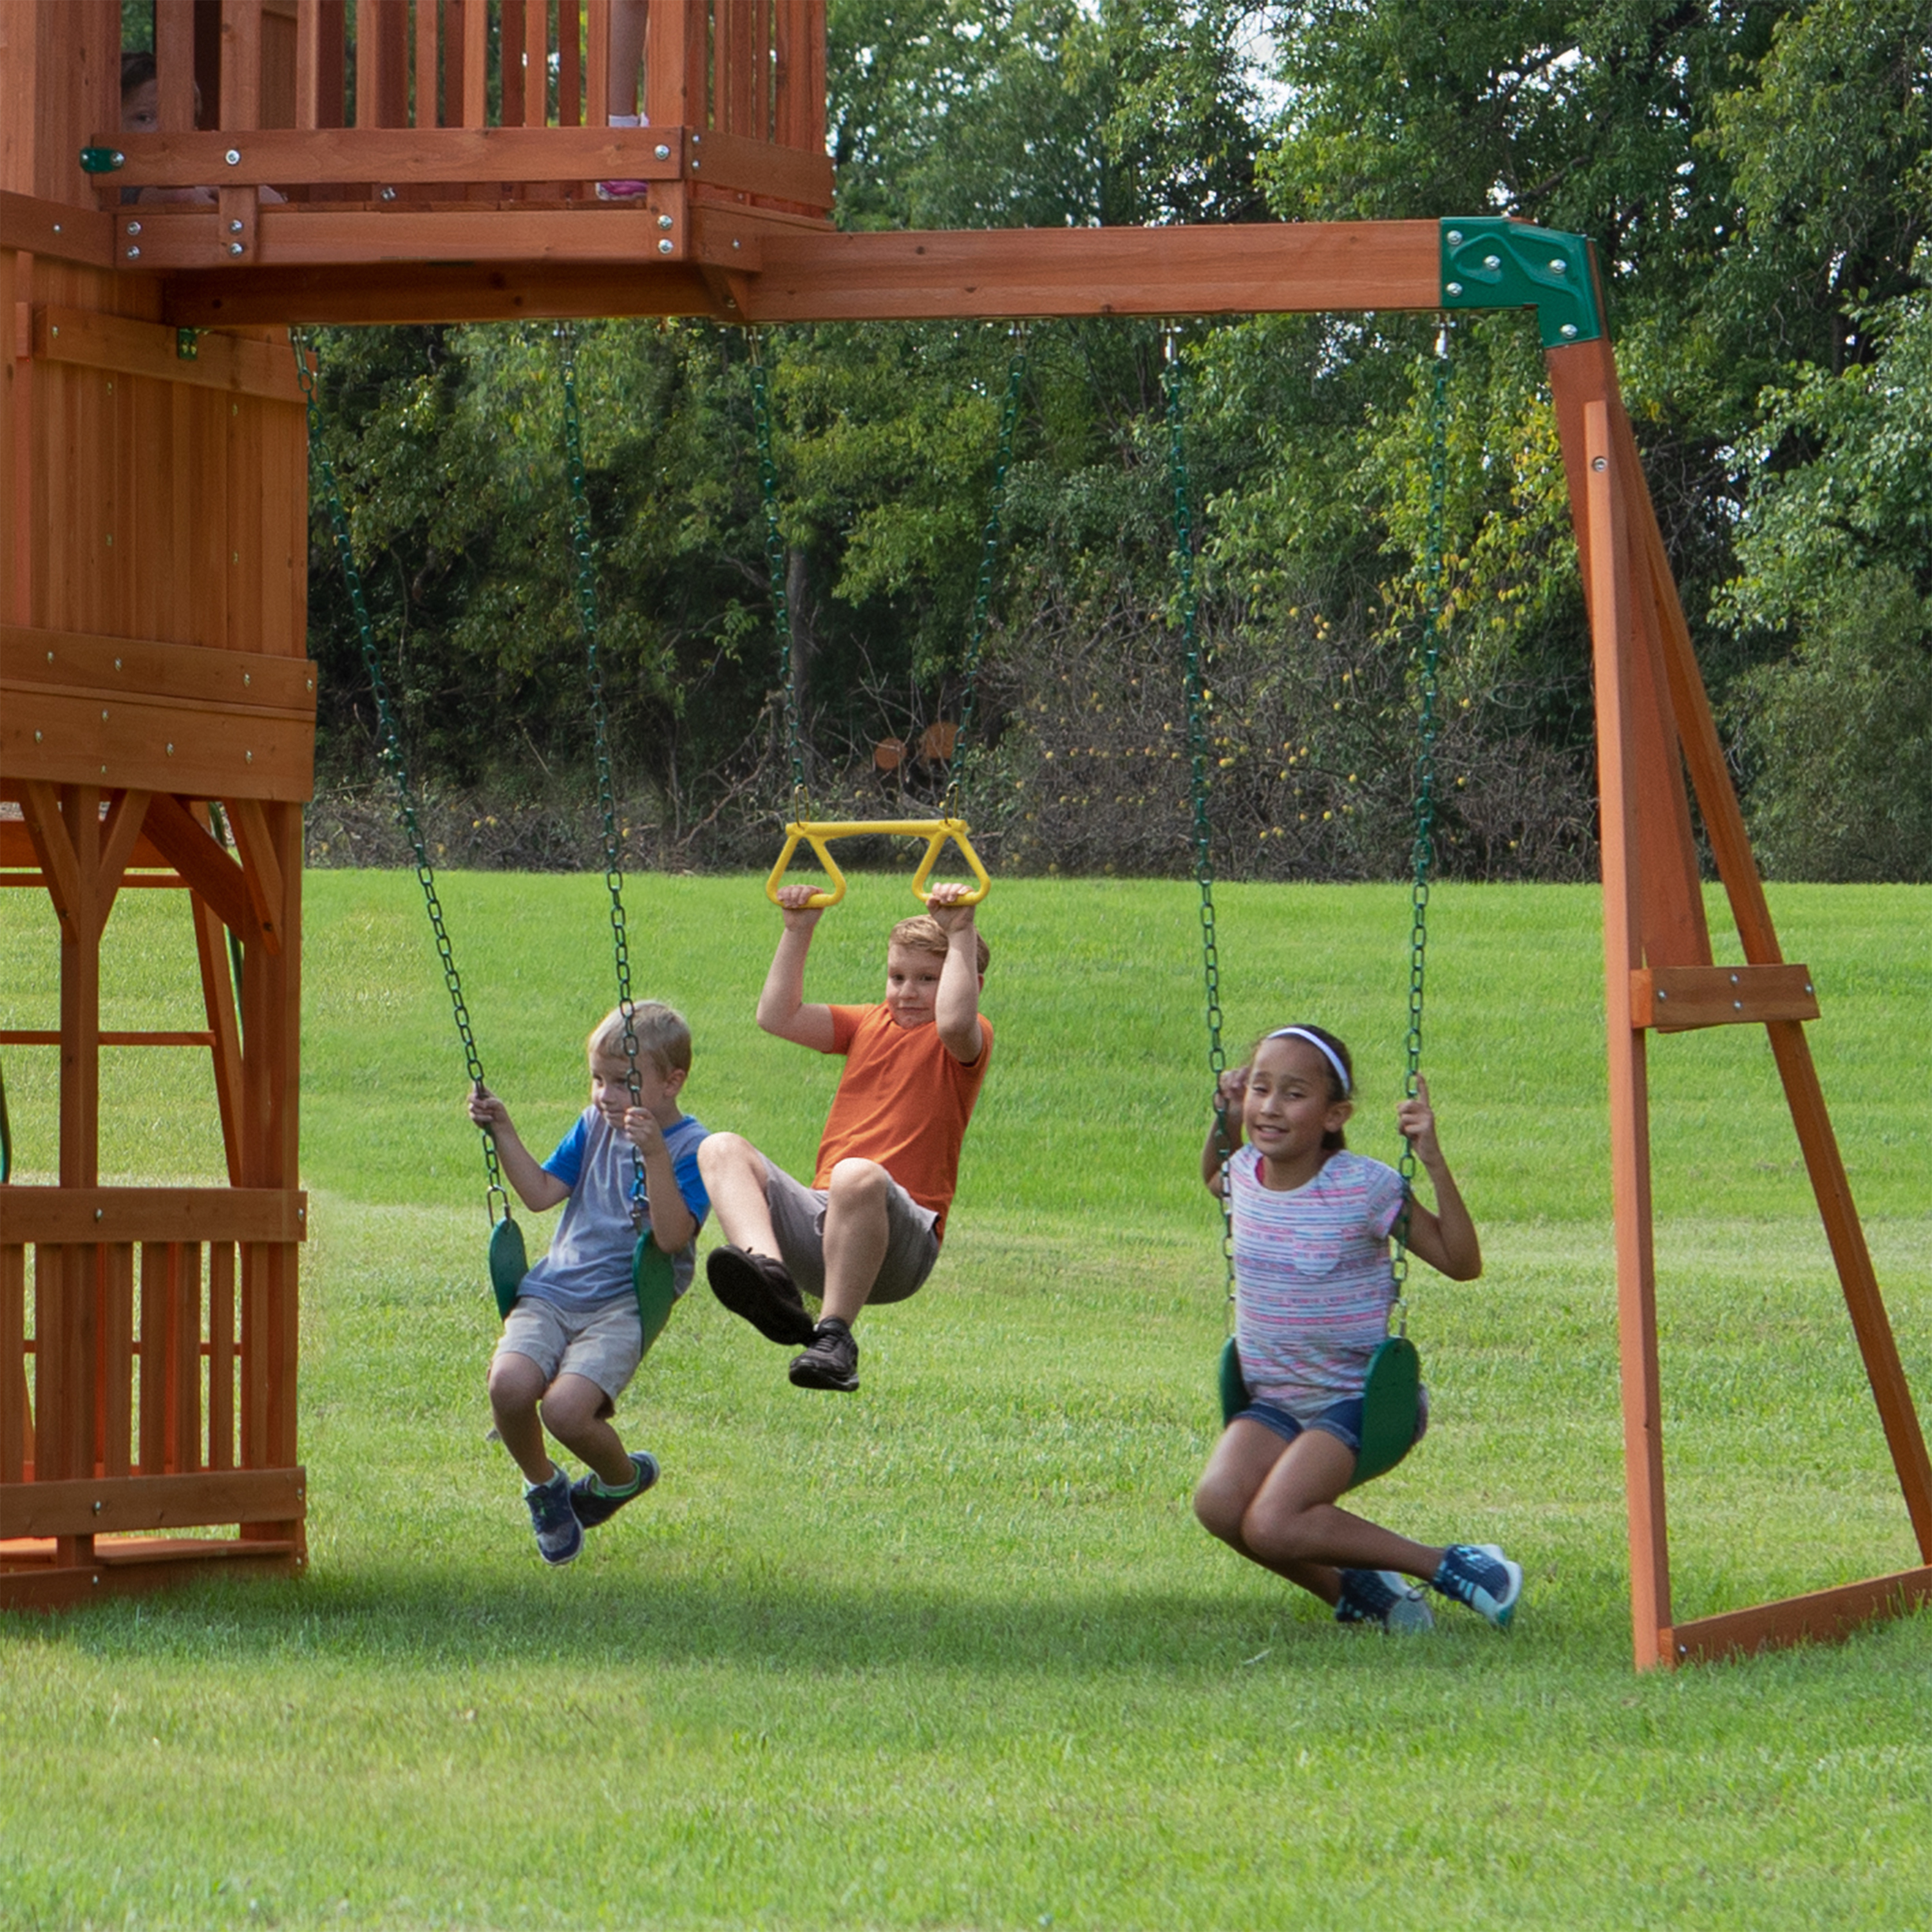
[357,0,387,127]
[559,0,582,126]
[101,1240,134,1477]
[801,0,824,156]
[526,0,551,127]
[138,1238,168,1473]
[222,0,265,128]
[0,1244,26,1484]
[296,0,348,129]
[33,1247,66,1480]
[774,0,805,147]
[240,1241,269,1466]
[414,0,440,127]
[500,0,526,127]
[645,0,707,131]
[207,1242,236,1472]
[1582,395,1672,1670]
[462,0,489,126]
[585,0,609,125]
[158,0,199,131]
[172,1240,203,1473]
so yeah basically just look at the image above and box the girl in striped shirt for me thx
[1191,1025,1522,1633]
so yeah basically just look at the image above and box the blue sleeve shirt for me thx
[516,1107,710,1314]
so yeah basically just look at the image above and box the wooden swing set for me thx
[3,0,1928,1669]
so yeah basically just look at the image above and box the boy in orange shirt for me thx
[696,882,991,1390]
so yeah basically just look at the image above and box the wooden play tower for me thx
[4,1,1929,1666]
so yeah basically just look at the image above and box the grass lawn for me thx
[5,871,1932,1929]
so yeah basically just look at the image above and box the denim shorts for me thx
[1236,1387,1428,1456]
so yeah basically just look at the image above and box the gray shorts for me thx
[764,1158,941,1306]
[493,1295,642,1412]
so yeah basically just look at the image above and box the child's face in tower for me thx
[122,79,160,133]
[1242,1035,1351,1169]
[882,943,945,1030]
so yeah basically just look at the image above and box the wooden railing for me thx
[0,1187,306,1609]
[93,0,831,272]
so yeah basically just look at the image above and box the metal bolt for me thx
[1483,253,1501,269]
[95,1208,104,1221]
[93,1499,102,1513]
[229,242,245,255]
[126,220,142,236]
[245,750,254,762]
[243,671,251,685]
[690,160,699,171]
[1591,455,1606,471]
[1731,973,1739,983]
[112,151,124,166]
[658,238,673,253]
[1734,999,1743,1010]
[52,223,62,234]
[1549,258,1567,274]
[114,658,122,669]
[654,143,670,160]
[1656,989,1669,1000]
[1805,983,1814,994]
[380,185,397,201]
[100,764,107,775]
[101,708,109,720]
[33,730,41,743]
[1446,229,1463,245]
[1445,281,1462,296]
[226,148,241,166]
[1560,323,1579,339]
[126,245,141,259]
[732,238,741,251]
[166,742,174,755]
[229,218,243,233]
[658,214,672,229]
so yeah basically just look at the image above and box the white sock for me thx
[609,112,643,128]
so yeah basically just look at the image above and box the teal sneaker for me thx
[1335,1567,1435,1633]
[1431,1543,1522,1627]
[570,1450,660,1529]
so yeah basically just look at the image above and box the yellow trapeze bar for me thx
[763,817,992,911]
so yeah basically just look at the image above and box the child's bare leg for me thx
[489,1351,557,1485]
[1195,1420,1343,1604]
[697,1132,783,1256]
[819,1157,891,1327]
[538,1373,636,1488]
[608,0,649,115]
[1240,1429,1445,1582]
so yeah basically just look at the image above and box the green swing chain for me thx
[1388,330,1452,1331]
[556,325,650,1218]
[291,332,512,1231]
[746,330,810,823]
[1162,330,1236,1320]
[944,328,1028,822]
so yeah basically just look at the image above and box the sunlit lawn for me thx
[3,873,1931,1928]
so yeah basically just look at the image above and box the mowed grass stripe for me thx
[3,875,1931,1928]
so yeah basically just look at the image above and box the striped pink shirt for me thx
[1229,1145,1406,1415]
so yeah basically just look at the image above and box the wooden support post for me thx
[158,0,199,133]
[413,0,440,128]
[585,0,610,127]
[222,1,265,130]
[1580,394,1673,1669]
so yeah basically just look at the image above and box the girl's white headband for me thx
[1265,1027,1351,1095]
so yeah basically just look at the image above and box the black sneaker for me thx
[524,1469,583,1566]
[570,1450,660,1529]
[789,1316,860,1392]
[706,1245,817,1345]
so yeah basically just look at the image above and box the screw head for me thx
[1446,229,1463,245]
[1445,280,1463,296]
[658,238,674,253]
[229,218,243,232]
[381,185,397,201]
[126,220,142,236]
[1560,323,1580,339]
[229,241,245,254]
[1549,258,1567,273]
[112,151,124,166]
[126,245,141,259]
[245,749,254,762]
[1591,455,1607,471]
[658,213,672,229]
[226,148,242,166]
[732,238,741,250]
[166,742,174,754]
[1484,253,1501,269]
[654,143,671,160]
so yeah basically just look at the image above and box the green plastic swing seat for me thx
[488,1216,529,1321]
[1217,1332,1421,1490]
[488,1215,678,1356]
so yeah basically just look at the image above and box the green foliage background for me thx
[284,1,1932,882]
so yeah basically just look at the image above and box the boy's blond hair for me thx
[889,913,990,976]
[585,1001,692,1078]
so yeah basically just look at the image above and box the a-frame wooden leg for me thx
[1580,399,1674,1668]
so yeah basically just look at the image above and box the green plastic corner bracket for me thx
[1439,218,1602,348]
[79,146,126,174]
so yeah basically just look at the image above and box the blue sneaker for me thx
[524,1468,583,1566]
[570,1450,660,1529]
[1432,1542,1522,1627]
[1335,1567,1435,1633]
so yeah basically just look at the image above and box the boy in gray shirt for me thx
[468,1002,709,1565]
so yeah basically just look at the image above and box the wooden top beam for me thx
[160,220,1444,327]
